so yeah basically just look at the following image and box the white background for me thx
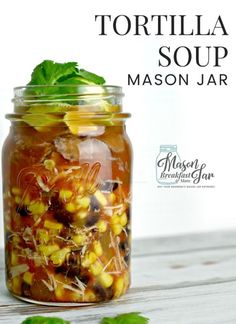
[0,0,235,247]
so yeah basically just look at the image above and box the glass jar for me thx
[2,85,132,305]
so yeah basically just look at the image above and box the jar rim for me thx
[10,85,130,123]
[13,85,123,102]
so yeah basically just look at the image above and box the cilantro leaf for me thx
[25,60,106,99]
[27,60,105,87]
[21,315,70,324]
[28,60,79,86]
[101,312,150,324]
[77,69,105,85]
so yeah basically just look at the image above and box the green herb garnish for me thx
[28,60,105,87]
[21,315,70,324]
[101,312,150,324]
[21,312,150,324]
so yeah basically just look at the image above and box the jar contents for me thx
[2,61,132,304]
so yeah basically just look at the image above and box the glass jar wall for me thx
[2,85,132,305]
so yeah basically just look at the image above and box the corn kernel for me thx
[59,189,73,201]
[76,196,90,209]
[12,187,21,195]
[94,190,107,206]
[111,214,120,225]
[108,192,116,204]
[50,247,71,266]
[39,244,60,256]
[15,196,21,204]
[44,159,56,171]
[82,251,97,268]
[83,289,96,302]
[113,277,124,298]
[44,220,63,231]
[23,271,34,285]
[55,282,65,301]
[28,201,47,216]
[93,240,103,257]
[120,212,128,226]
[76,209,88,219]
[97,220,107,233]
[98,272,114,288]
[36,229,49,244]
[72,233,86,245]
[12,276,22,294]
[111,223,123,236]
[88,251,97,264]
[12,236,20,245]
[23,194,30,205]
[65,202,77,213]
[78,186,85,195]
[89,261,103,276]
[11,251,18,266]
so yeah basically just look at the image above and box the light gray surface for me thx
[0,230,236,323]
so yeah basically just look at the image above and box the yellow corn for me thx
[50,247,71,266]
[44,159,56,171]
[11,187,21,195]
[39,244,60,256]
[97,220,107,233]
[83,289,96,302]
[11,276,22,294]
[44,220,63,231]
[23,271,34,285]
[113,277,124,298]
[94,190,107,206]
[82,251,97,268]
[78,186,85,195]
[98,272,114,288]
[89,261,103,276]
[93,240,103,257]
[36,229,49,244]
[111,223,123,236]
[108,192,116,204]
[23,194,31,205]
[55,282,65,301]
[11,251,18,266]
[111,214,120,225]
[76,209,88,219]
[14,196,21,204]
[12,236,20,245]
[28,201,47,216]
[59,189,73,201]
[120,212,128,226]
[72,233,86,245]
[65,202,77,213]
[76,196,90,209]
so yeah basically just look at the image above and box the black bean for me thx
[16,205,29,217]
[100,181,119,192]
[90,196,100,212]
[56,251,81,278]
[54,209,73,226]
[49,194,61,211]
[22,282,31,297]
[94,284,114,301]
[85,211,99,227]
[77,274,90,285]
[124,254,130,264]
[119,241,128,252]
[68,251,81,266]
[126,208,131,220]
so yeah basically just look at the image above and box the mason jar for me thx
[2,85,132,305]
